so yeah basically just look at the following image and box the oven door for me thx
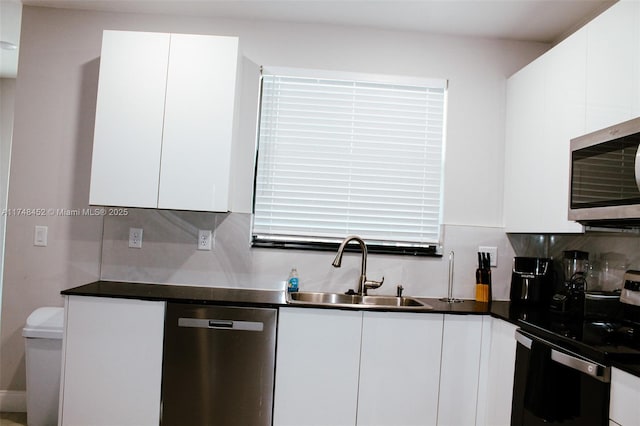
[511,329,611,426]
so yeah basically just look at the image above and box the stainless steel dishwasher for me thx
[161,303,277,426]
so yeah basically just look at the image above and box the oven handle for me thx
[635,144,640,192]
[515,329,611,383]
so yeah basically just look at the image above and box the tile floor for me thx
[0,412,27,426]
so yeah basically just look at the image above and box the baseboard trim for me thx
[0,390,26,412]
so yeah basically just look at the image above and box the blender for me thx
[550,250,589,314]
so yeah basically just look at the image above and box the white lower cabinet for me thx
[483,317,518,426]
[273,308,445,426]
[437,315,485,426]
[358,311,443,426]
[272,308,362,426]
[58,299,523,426]
[59,296,165,426]
[610,367,640,426]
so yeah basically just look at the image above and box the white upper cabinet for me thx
[504,0,640,233]
[504,57,548,233]
[538,29,587,234]
[504,28,586,233]
[159,34,238,210]
[585,0,640,133]
[90,30,239,211]
[90,31,169,209]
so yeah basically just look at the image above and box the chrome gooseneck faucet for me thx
[332,235,384,296]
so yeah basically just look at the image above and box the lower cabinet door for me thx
[610,367,640,426]
[60,296,165,426]
[483,317,518,426]
[273,308,362,426]
[357,312,444,426]
[437,315,484,426]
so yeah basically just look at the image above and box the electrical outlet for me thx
[34,225,48,247]
[129,227,143,249]
[198,229,212,251]
[478,246,498,267]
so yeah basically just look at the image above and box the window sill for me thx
[251,239,441,257]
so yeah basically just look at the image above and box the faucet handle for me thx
[396,285,404,297]
[364,276,384,292]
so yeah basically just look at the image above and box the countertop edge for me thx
[62,280,509,315]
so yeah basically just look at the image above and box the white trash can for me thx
[22,307,64,426]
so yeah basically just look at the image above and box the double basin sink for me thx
[286,291,433,310]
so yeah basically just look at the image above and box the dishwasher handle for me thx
[209,320,233,328]
[515,329,610,383]
[178,317,264,332]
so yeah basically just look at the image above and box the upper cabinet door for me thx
[89,31,169,208]
[585,0,640,133]
[504,29,586,234]
[503,57,550,233]
[504,0,640,233]
[159,34,239,211]
[89,30,239,211]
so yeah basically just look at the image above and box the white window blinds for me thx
[253,69,447,249]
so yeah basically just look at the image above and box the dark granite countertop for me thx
[61,281,287,308]
[62,280,505,315]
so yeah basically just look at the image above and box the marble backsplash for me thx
[509,230,640,291]
[100,208,516,300]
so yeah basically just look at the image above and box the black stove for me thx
[513,305,640,365]
[509,273,640,426]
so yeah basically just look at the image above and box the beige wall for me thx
[0,6,549,392]
[0,78,16,284]
[0,8,106,391]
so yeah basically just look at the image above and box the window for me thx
[252,68,447,255]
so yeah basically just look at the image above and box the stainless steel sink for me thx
[286,291,433,310]
[360,295,426,307]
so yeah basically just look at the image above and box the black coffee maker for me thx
[550,250,589,315]
[510,257,555,304]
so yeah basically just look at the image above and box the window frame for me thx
[251,67,448,257]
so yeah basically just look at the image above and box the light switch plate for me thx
[129,227,143,249]
[478,246,498,267]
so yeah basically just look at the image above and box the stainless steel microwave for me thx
[569,116,640,226]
